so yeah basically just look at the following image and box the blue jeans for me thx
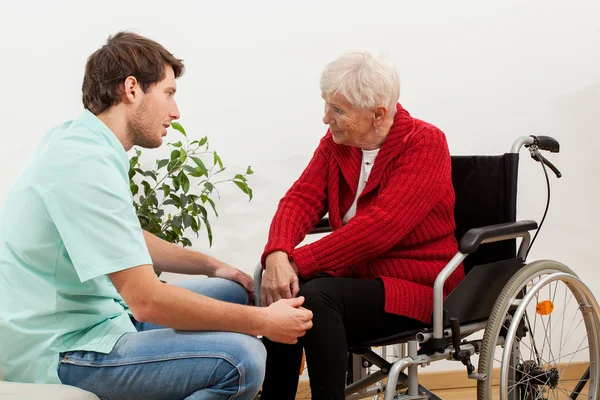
[58,278,266,400]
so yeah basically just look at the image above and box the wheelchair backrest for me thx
[451,154,519,274]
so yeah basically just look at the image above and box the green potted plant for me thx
[128,122,253,270]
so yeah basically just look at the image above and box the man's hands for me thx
[207,260,255,301]
[262,296,313,344]
[261,251,300,306]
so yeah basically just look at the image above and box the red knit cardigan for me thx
[262,104,465,323]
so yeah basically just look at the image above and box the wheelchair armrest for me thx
[458,220,538,254]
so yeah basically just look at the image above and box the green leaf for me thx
[172,224,183,237]
[130,182,139,196]
[213,151,224,170]
[162,184,170,197]
[142,181,152,197]
[135,148,142,157]
[171,122,187,137]
[233,180,248,194]
[246,166,254,175]
[179,150,187,163]
[149,194,158,207]
[172,175,181,192]
[143,170,157,181]
[128,168,136,179]
[191,216,200,233]
[157,159,169,170]
[234,174,245,181]
[181,237,192,247]
[171,141,183,148]
[199,137,208,146]
[191,157,208,176]
[172,215,182,229]
[183,213,193,228]
[182,165,196,174]
[202,215,213,247]
[179,171,190,193]
[180,193,188,208]
[198,205,208,219]
[233,180,253,201]
[169,193,180,203]
[129,156,139,167]
[207,197,218,217]
[170,150,180,161]
[163,199,178,206]
[204,182,215,193]
[156,232,167,240]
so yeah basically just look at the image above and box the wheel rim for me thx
[499,272,600,400]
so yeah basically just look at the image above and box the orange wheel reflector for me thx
[299,350,306,375]
[536,300,554,315]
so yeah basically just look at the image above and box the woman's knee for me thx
[298,278,335,311]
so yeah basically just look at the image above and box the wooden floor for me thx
[292,365,588,399]
[294,385,483,399]
[295,385,585,399]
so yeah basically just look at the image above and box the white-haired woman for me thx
[259,51,465,399]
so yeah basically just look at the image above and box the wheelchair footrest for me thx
[468,372,488,381]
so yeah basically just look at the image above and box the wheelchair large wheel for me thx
[477,260,600,399]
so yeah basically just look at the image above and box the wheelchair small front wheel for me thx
[477,260,600,400]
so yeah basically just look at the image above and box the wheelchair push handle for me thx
[511,135,560,154]
[527,135,562,178]
[531,135,560,153]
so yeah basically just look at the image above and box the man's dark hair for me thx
[82,31,185,114]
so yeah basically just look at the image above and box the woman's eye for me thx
[334,107,343,114]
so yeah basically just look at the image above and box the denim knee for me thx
[232,334,267,397]
[176,278,249,305]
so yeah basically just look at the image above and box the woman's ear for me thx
[373,105,388,126]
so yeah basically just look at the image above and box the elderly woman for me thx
[259,51,465,399]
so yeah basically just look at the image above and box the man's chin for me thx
[135,138,163,149]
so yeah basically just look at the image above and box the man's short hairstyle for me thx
[82,31,185,114]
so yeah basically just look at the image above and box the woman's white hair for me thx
[320,50,400,111]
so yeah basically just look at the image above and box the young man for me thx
[0,32,312,400]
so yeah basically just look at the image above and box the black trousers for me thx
[260,276,426,400]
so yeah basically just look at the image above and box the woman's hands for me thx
[261,251,300,306]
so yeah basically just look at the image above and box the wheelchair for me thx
[254,135,600,399]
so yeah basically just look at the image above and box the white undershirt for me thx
[342,148,380,224]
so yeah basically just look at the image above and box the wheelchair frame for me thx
[254,136,600,400]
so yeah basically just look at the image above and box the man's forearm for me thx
[138,281,268,334]
[143,230,220,275]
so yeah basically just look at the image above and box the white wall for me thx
[1,0,599,373]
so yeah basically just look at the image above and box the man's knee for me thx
[230,334,266,395]
[176,278,249,305]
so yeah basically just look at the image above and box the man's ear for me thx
[373,105,388,127]
[120,76,139,105]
